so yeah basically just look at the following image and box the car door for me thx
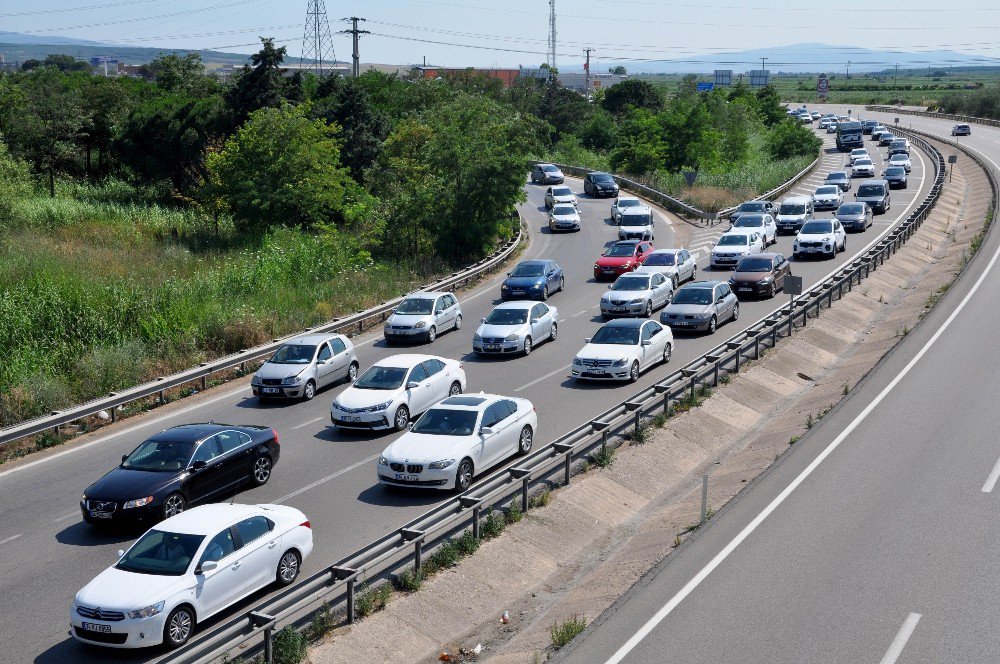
[639,322,657,368]
[650,273,669,308]
[314,342,336,387]
[719,283,737,320]
[765,215,777,243]
[478,403,506,467]
[328,337,350,380]
[185,436,225,503]
[833,220,845,246]
[638,242,653,263]
[528,303,545,340]
[487,400,520,463]
[233,515,280,592]
[680,250,695,281]
[405,362,432,414]
[546,262,560,291]
[645,321,668,365]
[213,430,255,492]
[421,359,449,404]
[194,526,244,617]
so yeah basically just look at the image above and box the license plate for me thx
[82,623,112,634]
[394,474,419,482]
[738,286,752,291]
[90,511,113,519]
[589,368,606,374]
[262,387,279,394]
[806,248,818,253]
[485,344,501,351]
[673,322,691,327]
[342,416,361,422]
[603,269,616,274]
[511,291,524,295]
[611,307,626,313]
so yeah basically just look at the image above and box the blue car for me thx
[501,259,565,301]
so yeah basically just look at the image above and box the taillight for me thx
[300,520,311,529]
[272,428,279,444]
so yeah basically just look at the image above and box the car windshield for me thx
[890,155,907,162]
[122,439,196,472]
[858,184,885,197]
[852,150,867,156]
[884,167,905,176]
[839,203,865,214]
[510,263,545,277]
[621,214,652,226]
[354,366,407,390]
[605,244,637,257]
[736,257,773,272]
[738,202,765,212]
[542,165,558,172]
[395,298,434,315]
[672,288,713,305]
[592,174,615,183]
[718,235,749,246]
[855,159,872,166]
[116,530,205,577]
[734,216,764,228]
[891,140,906,147]
[643,253,676,266]
[410,408,478,436]
[779,203,805,215]
[957,125,969,130]
[551,187,572,196]
[612,277,650,291]
[801,221,834,234]
[827,173,847,181]
[552,204,577,216]
[815,186,839,195]
[269,344,316,364]
[618,199,641,208]
[485,308,529,325]
[590,325,640,345]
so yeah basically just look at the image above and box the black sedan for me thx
[81,423,280,526]
[584,172,620,198]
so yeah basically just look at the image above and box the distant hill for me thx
[0,31,104,46]
[0,32,254,68]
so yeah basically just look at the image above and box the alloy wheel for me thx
[550,322,558,341]
[166,608,193,647]
[629,361,640,383]
[518,426,533,454]
[523,336,532,356]
[253,457,272,485]
[394,406,410,431]
[163,494,185,518]
[303,380,316,401]
[449,381,462,396]
[663,344,672,364]
[427,326,437,343]
[348,362,359,382]
[456,460,473,491]
[278,551,300,584]
[454,314,463,331]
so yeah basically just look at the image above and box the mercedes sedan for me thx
[571,319,673,383]
[474,301,558,356]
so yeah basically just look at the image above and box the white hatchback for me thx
[70,503,312,649]
[711,232,764,269]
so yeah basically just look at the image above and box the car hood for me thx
[796,233,834,243]
[476,322,528,339]
[664,303,712,316]
[76,566,190,611]
[634,265,678,276]
[577,343,637,362]
[551,195,575,203]
[335,384,403,409]
[254,362,307,380]
[383,433,473,463]
[596,256,634,267]
[731,271,771,283]
[712,245,750,255]
[776,213,807,222]
[602,288,653,302]
[837,213,865,221]
[86,467,178,500]
[386,312,433,326]
[551,212,580,222]
[814,193,839,200]
[503,276,545,289]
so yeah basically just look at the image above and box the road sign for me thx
[948,155,958,164]
[749,69,769,88]
[785,275,803,296]
[894,117,900,124]
[683,170,698,187]
[697,82,714,92]
[817,76,829,97]
[714,69,732,87]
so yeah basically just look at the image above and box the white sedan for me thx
[634,248,698,288]
[729,213,777,245]
[571,318,673,383]
[377,394,537,491]
[331,354,466,432]
[548,203,582,232]
[812,185,844,211]
[473,301,558,356]
[611,195,650,223]
[600,272,673,318]
[888,153,912,173]
[851,158,875,178]
[793,219,847,259]
[70,503,312,649]
[711,232,765,269]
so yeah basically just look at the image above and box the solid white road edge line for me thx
[981,455,1000,493]
[879,613,922,664]
[603,177,1000,664]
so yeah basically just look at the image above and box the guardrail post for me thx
[554,442,574,486]
[801,307,808,327]
[250,612,275,664]
[663,392,670,414]
[111,407,117,423]
[754,335,760,360]
[331,567,357,624]
[633,410,641,439]
[771,326,778,348]
[200,375,207,391]
[510,468,531,513]
[700,474,709,526]
[158,389,165,404]
[714,361,720,386]
[401,529,425,574]
[690,375,696,401]
[461,496,482,539]
[788,309,794,338]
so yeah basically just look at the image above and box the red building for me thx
[413,66,521,87]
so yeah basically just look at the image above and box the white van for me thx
[775,196,815,235]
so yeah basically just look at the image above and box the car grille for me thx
[77,606,126,622]
[609,299,630,306]
[74,627,128,644]
[580,359,614,367]
[481,337,506,345]
[390,325,412,330]
[336,404,370,414]
[666,314,697,320]
[261,379,283,386]
[389,463,424,473]
[799,241,824,248]
[85,500,117,512]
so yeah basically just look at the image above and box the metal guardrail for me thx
[865,105,1000,130]
[164,133,948,664]
[0,221,524,449]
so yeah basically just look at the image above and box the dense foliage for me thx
[939,82,1000,119]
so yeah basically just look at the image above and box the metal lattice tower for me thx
[301,0,336,74]
[547,0,557,71]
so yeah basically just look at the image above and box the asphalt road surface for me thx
[552,106,1000,664]
[0,117,934,664]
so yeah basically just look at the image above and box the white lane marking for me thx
[981,455,1000,493]
[603,195,1000,664]
[879,613,922,664]
[274,454,380,504]
[0,384,248,481]
[291,417,325,431]
[52,512,78,523]
[514,364,571,392]
[0,534,21,546]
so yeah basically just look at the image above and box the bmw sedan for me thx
[473,301,558,356]
[81,424,280,526]
[571,319,673,383]
[251,334,358,401]
[599,272,673,319]
[660,281,739,334]
[331,355,466,432]
[501,260,564,301]
[376,394,537,491]
[71,503,312,649]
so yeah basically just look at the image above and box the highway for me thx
[0,118,933,663]
[552,107,1000,664]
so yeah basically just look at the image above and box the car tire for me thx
[768,282,776,299]
[162,605,195,650]
[523,336,533,356]
[454,314,463,331]
[449,381,462,397]
[541,285,548,301]
[162,493,185,520]
[393,405,410,432]
[708,315,718,334]
[662,343,672,365]
[303,380,316,401]
[427,326,437,343]
[628,360,640,383]
[732,303,739,323]
[672,275,679,290]
[251,456,272,486]
[346,361,359,383]
[455,458,474,492]
[517,426,534,455]
[644,301,653,318]
[559,276,565,292]
[550,322,558,342]
[275,549,301,587]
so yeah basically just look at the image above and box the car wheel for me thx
[768,282,776,299]
[276,549,301,586]
[163,606,195,650]
[559,276,565,292]
[303,380,316,401]
[455,458,474,492]
[449,381,462,397]
[691,265,698,281]
[393,405,410,432]
[644,301,653,318]
[708,315,718,334]
[454,314,463,331]
[347,361,359,383]
[518,426,534,455]
[162,493,185,520]
[427,326,437,343]
[732,303,739,322]
[541,285,548,301]
[550,322,558,342]
[629,360,641,383]
[672,275,679,290]
[252,456,272,486]
[523,336,533,356]
[662,343,672,365]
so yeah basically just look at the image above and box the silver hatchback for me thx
[252,334,358,400]
[384,292,463,344]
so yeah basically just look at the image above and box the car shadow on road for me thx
[234,396,302,411]
[356,483,450,507]
[311,425,392,443]
[55,520,139,547]
[36,639,148,664]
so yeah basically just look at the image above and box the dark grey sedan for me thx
[824,171,852,192]
[883,166,908,189]
[659,281,739,334]
[835,202,873,232]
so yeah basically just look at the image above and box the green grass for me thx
[550,616,588,649]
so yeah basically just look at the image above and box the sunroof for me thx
[441,396,487,406]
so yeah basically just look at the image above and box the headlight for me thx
[414,321,427,329]
[378,455,389,466]
[127,601,164,620]
[612,359,627,367]
[622,261,632,268]
[759,277,774,284]
[123,496,154,509]
[473,334,482,343]
[332,399,344,411]
[368,400,393,412]
[628,298,643,304]
[572,357,583,365]
[501,284,509,290]
[505,333,521,342]
[281,375,301,385]
[251,375,262,385]
[530,283,543,289]
[428,459,455,470]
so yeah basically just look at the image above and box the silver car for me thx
[384,292,462,344]
[835,201,873,232]
[252,334,358,401]
[544,185,577,210]
[660,281,739,334]
[634,248,697,288]
[601,272,673,319]
[473,301,558,356]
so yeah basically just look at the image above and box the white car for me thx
[793,219,847,259]
[70,503,312,650]
[851,158,875,178]
[548,203,582,232]
[818,117,834,129]
[634,248,697,288]
[849,148,870,166]
[383,292,462,344]
[611,195,650,223]
[571,318,673,383]
[544,185,577,210]
[600,272,673,318]
[826,123,839,134]
[331,354,465,432]
[473,301,558,356]
[888,153,911,173]
[711,232,764,269]
[377,394,538,491]
[812,185,844,211]
[729,213,777,246]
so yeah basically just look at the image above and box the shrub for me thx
[588,444,615,468]
[355,583,391,618]
[306,603,335,641]
[272,626,307,664]
[455,530,481,556]
[505,499,523,524]
[481,508,505,539]
[394,568,424,593]
[550,615,587,648]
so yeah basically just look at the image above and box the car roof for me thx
[538,163,556,168]
[616,195,641,201]
[158,503,265,535]
[285,333,341,345]
[517,259,549,266]
[781,196,812,204]
[827,172,848,178]
[680,280,726,289]
[614,239,642,246]
[151,423,234,443]
[373,354,444,369]
[649,248,682,254]
[434,393,511,410]
[589,171,613,177]
[492,300,539,311]
[404,291,452,300]
[859,179,889,186]
[601,318,648,328]
[740,252,782,260]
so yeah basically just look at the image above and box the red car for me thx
[594,240,654,280]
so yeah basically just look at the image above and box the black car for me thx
[584,172,620,198]
[81,423,280,526]
[861,120,877,134]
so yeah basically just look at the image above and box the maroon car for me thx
[728,253,791,299]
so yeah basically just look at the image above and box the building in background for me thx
[411,66,521,87]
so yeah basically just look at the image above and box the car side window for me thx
[653,273,665,286]
[422,359,444,377]
[445,295,457,308]
[499,400,518,420]
[199,528,237,567]
[408,363,428,385]
[235,516,274,546]
[481,404,501,429]
[317,343,333,362]
[720,283,732,297]
[191,437,222,465]
[641,324,655,341]
[434,297,445,314]
[532,303,548,319]
[330,338,346,355]
[215,431,248,455]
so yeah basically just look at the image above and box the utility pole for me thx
[339,17,369,77]
[894,63,899,87]
[760,56,767,72]
[547,0,557,74]
[301,0,336,76]
[846,60,851,80]
[584,47,593,97]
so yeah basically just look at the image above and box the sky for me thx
[2,0,1000,71]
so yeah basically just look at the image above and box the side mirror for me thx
[199,560,218,574]
[191,460,207,471]
[480,427,494,436]
[121,454,128,463]
[117,549,125,559]
[530,318,539,324]
[480,318,486,324]
[406,381,420,389]
[642,339,652,346]
[585,338,592,344]
[717,296,726,303]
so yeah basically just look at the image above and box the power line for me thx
[0,0,160,18]
[6,0,265,35]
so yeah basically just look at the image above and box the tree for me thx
[755,85,786,127]
[203,103,355,234]
[148,53,215,95]
[601,79,662,115]
[0,137,34,218]
[577,109,617,151]
[765,119,821,160]
[22,54,91,73]
[608,65,627,75]
[224,38,293,130]
[314,76,390,182]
